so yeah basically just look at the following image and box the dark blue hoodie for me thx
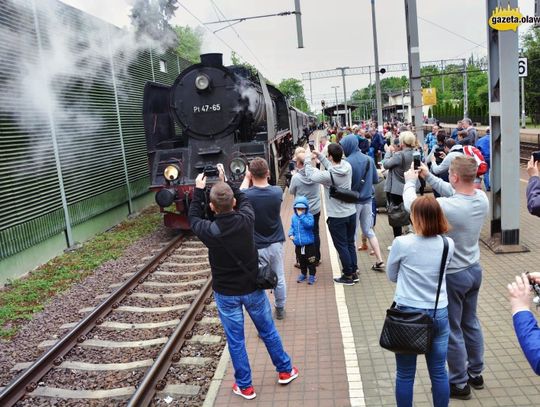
[340,134,379,204]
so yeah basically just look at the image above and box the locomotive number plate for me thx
[193,104,221,114]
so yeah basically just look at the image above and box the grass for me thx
[0,207,162,339]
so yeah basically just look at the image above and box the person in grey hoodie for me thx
[289,152,322,264]
[339,134,385,271]
[305,143,358,285]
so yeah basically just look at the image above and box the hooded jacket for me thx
[289,167,321,215]
[340,134,379,204]
[288,196,315,246]
[304,153,357,218]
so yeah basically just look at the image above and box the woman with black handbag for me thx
[383,131,416,239]
[384,196,455,407]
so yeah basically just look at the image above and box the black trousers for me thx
[295,244,317,276]
[313,212,321,262]
[387,192,404,238]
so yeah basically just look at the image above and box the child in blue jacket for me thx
[288,196,317,284]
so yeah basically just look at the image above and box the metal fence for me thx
[0,0,191,259]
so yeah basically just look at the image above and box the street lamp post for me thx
[336,67,349,126]
[370,0,384,128]
[332,85,340,126]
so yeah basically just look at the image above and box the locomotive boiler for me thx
[143,53,312,229]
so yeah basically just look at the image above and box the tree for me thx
[130,0,178,46]
[175,26,203,63]
[277,78,309,112]
[230,51,259,77]
[523,27,540,124]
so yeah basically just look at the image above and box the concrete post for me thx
[404,0,424,143]
[486,0,523,250]
[371,0,384,127]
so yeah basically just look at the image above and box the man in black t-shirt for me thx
[188,167,298,400]
[241,158,287,320]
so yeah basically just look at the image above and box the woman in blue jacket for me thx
[288,196,316,284]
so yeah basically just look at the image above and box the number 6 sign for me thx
[519,57,528,77]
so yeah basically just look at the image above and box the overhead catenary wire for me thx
[176,1,257,72]
[208,0,266,70]
[418,15,486,49]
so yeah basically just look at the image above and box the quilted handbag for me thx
[387,202,410,227]
[379,236,449,354]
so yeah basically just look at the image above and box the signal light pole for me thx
[370,0,384,128]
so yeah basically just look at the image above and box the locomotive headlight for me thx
[195,74,210,90]
[164,164,180,181]
[229,158,246,175]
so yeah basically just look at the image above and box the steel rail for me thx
[128,277,213,406]
[0,233,186,407]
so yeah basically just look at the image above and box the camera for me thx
[533,151,540,163]
[202,164,219,177]
[413,152,421,170]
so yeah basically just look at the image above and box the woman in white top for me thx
[386,195,455,407]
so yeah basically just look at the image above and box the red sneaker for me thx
[278,366,299,384]
[232,383,256,400]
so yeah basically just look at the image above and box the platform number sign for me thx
[519,57,528,77]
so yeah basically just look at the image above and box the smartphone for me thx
[413,152,421,170]
[533,151,540,163]
[386,138,391,146]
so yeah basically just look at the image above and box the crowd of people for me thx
[186,119,540,405]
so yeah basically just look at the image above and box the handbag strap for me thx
[329,171,335,186]
[433,236,449,319]
[210,223,252,277]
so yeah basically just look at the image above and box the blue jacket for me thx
[475,134,491,164]
[425,132,437,151]
[340,134,379,204]
[451,127,461,140]
[371,132,386,154]
[513,310,540,375]
[288,196,315,246]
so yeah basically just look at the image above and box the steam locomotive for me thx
[143,53,313,229]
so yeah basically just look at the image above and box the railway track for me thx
[0,234,223,406]
[521,141,539,163]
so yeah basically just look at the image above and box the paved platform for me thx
[211,171,540,406]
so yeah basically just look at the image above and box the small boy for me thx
[288,196,317,284]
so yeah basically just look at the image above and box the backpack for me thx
[463,145,488,176]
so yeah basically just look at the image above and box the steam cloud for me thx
[0,0,177,171]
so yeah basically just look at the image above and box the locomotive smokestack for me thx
[200,53,223,67]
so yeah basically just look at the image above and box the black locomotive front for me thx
[143,53,290,229]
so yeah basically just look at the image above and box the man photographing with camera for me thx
[188,165,298,400]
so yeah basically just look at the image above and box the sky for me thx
[61,0,536,111]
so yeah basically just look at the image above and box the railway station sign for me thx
[422,88,437,106]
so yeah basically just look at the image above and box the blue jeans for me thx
[395,306,450,407]
[327,213,357,276]
[258,242,285,309]
[483,162,490,190]
[214,290,292,389]
[446,263,484,385]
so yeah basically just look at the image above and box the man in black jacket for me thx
[188,168,298,400]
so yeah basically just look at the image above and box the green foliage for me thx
[350,75,409,104]
[522,27,540,124]
[277,78,309,113]
[231,51,259,77]
[174,25,204,63]
[0,208,161,338]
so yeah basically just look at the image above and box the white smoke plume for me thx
[0,0,175,173]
